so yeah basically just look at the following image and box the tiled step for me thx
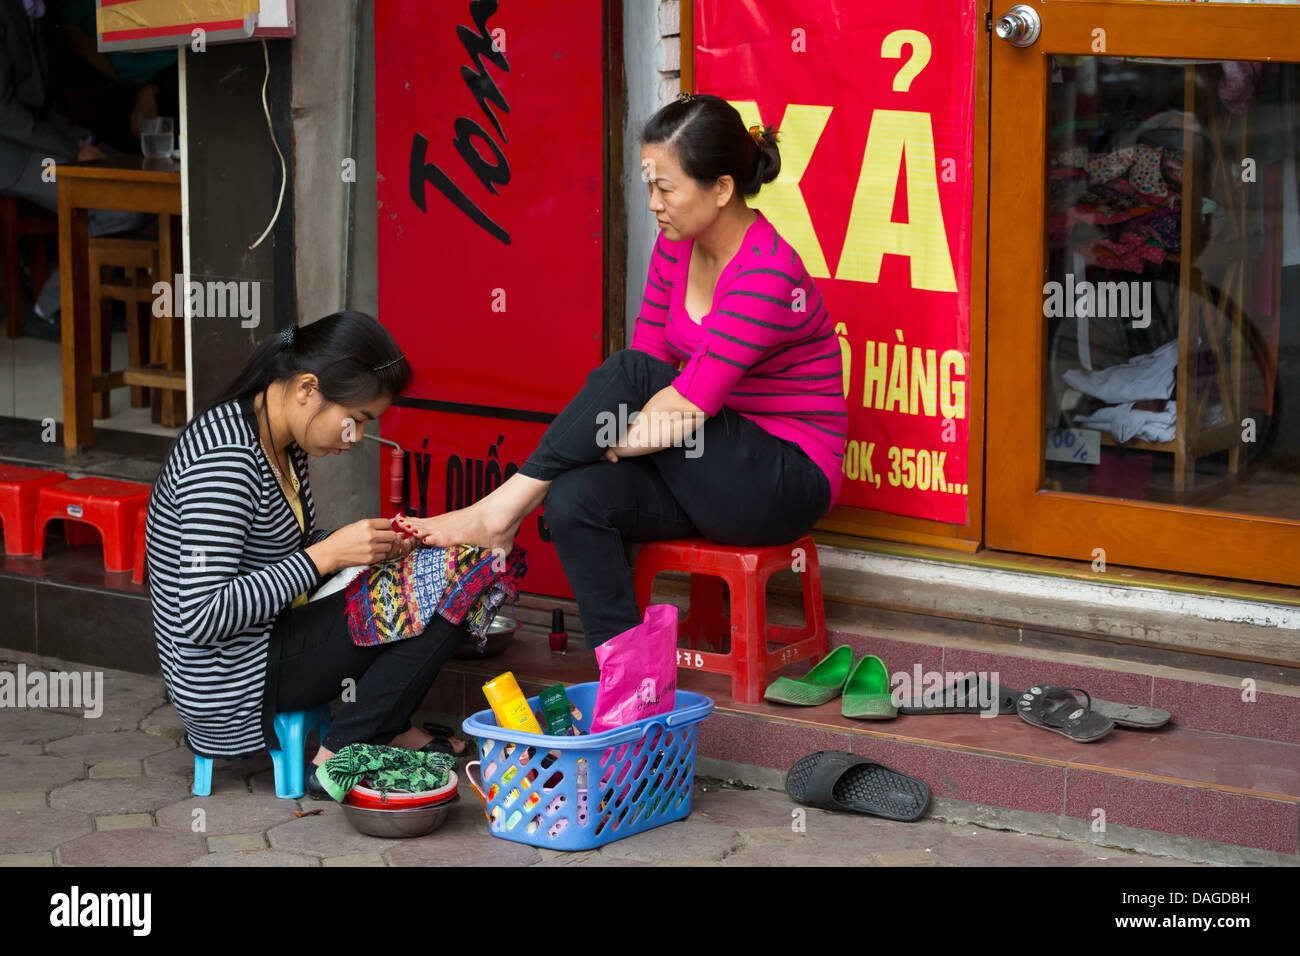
[517,572,1300,744]
[0,542,154,674]
[817,625,1300,745]
[431,625,1300,856]
[812,544,1300,674]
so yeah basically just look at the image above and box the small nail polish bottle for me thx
[549,608,568,655]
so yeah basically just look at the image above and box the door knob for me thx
[995,4,1041,47]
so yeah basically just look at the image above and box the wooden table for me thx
[58,157,184,451]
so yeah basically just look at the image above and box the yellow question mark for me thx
[881,29,932,93]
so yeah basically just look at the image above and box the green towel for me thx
[316,743,455,803]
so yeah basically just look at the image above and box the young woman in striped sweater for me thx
[146,311,469,795]
[408,94,848,649]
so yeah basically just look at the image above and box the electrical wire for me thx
[249,38,286,250]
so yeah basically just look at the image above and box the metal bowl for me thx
[340,793,460,838]
[453,613,516,659]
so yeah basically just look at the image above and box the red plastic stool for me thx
[632,534,829,704]
[33,477,153,573]
[0,465,70,555]
[132,508,148,583]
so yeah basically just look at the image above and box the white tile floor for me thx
[0,329,182,438]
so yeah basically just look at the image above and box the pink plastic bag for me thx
[590,603,678,733]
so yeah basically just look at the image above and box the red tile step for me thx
[433,626,1300,856]
[828,629,1300,747]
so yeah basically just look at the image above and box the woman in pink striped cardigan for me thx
[404,94,848,649]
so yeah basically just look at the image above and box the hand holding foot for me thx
[402,502,518,555]
[397,472,550,555]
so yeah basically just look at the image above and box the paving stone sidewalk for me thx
[0,657,1206,867]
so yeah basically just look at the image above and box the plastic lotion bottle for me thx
[483,671,543,734]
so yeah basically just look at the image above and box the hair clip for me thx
[677,91,694,104]
[749,124,767,149]
[373,353,405,372]
[279,326,295,349]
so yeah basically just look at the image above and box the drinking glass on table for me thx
[141,117,174,158]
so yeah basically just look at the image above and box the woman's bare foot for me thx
[404,499,515,553]
[405,473,549,554]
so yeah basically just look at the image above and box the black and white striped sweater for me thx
[146,395,332,759]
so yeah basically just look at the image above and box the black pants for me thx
[260,589,469,752]
[518,348,832,649]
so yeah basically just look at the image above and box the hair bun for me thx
[745,130,781,195]
[759,141,780,183]
[642,94,782,196]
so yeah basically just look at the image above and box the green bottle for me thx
[539,683,574,736]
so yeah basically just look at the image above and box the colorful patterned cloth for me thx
[344,544,527,653]
[1057,143,1170,200]
[439,544,524,638]
[315,743,455,802]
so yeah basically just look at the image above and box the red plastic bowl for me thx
[344,774,458,810]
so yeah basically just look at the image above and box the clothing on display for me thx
[1048,146,1184,273]
[1058,143,1172,199]
[1074,398,1226,444]
[1063,339,1179,404]
[1075,400,1178,444]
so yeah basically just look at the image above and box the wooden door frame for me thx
[987,0,1300,585]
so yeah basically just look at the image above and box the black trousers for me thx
[518,348,832,649]
[260,589,469,752]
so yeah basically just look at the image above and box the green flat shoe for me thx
[763,645,855,706]
[841,654,898,720]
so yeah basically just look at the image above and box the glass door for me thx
[987,0,1300,585]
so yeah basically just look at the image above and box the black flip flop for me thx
[421,721,475,759]
[1016,685,1114,742]
[1089,699,1171,729]
[785,750,930,822]
[896,672,1020,715]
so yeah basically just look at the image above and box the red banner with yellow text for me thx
[695,0,976,523]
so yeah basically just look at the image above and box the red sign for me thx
[385,409,573,597]
[695,0,976,523]
[374,0,608,597]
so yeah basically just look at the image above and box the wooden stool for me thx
[1,196,59,339]
[88,236,159,418]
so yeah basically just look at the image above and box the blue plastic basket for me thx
[461,682,714,851]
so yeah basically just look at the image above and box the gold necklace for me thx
[259,387,296,498]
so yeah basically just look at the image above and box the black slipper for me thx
[304,762,332,801]
[896,672,1020,715]
[1088,698,1172,729]
[421,721,474,759]
[1016,685,1114,742]
[785,750,930,822]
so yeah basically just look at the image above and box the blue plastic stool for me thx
[191,705,332,798]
